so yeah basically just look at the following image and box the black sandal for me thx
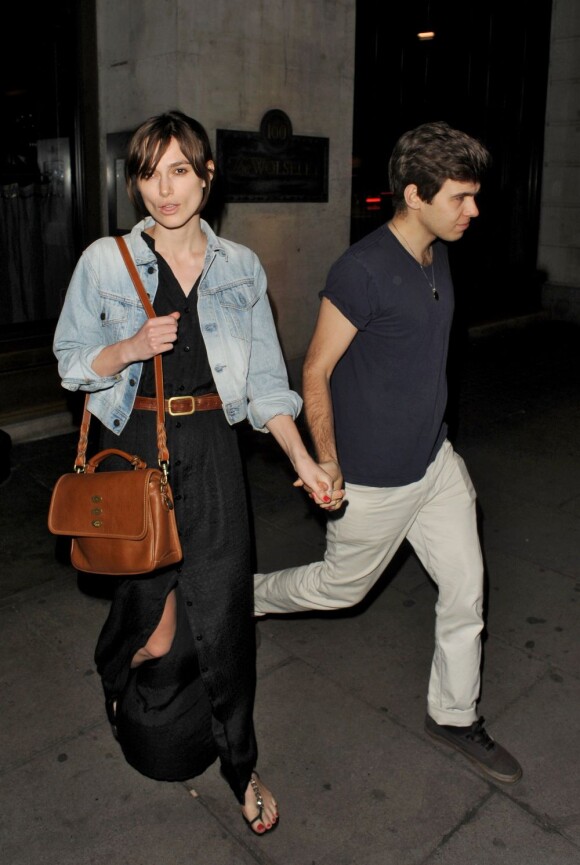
[242,773,279,836]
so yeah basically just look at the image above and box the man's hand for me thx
[318,458,343,491]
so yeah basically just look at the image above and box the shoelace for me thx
[465,717,495,751]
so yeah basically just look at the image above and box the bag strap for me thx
[73,236,170,472]
[114,236,169,466]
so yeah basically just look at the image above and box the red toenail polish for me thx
[257,824,265,832]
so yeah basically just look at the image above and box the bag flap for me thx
[48,469,158,540]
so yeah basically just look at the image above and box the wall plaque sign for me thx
[216,110,328,203]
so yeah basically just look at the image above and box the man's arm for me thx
[303,297,358,492]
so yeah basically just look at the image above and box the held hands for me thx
[293,456,346,511]
[127,311,181,361]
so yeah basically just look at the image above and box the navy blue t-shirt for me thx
[322,224,454,487]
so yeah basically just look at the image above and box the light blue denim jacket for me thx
[53,217,302,434]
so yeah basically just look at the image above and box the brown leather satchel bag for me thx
[47,237,183,576]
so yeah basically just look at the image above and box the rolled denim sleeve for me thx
[245,258,303,431]
[53,250,122,392]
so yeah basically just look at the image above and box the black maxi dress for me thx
[94,234,258,803]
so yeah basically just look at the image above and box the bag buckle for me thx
[167,396,195,416]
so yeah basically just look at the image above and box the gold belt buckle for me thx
[167,396,196,416]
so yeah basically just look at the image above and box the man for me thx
[254,121,522,784]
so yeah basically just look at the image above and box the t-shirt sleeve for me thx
[320,253,377,330]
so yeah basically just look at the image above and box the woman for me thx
[53,110,337,834]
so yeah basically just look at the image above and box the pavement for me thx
[1,314,579,865]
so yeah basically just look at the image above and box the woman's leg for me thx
[241,773,279,834]
[130,588,177,667]
[126,585,277,832]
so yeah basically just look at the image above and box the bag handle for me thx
[73,236,170,471]
[85,448,148,473]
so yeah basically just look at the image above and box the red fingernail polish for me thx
[323,496,331,502]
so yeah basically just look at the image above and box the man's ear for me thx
[404,184,422,211]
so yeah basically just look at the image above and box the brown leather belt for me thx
[133,393,222,416]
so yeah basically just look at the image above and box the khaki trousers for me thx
[254,440,484,726]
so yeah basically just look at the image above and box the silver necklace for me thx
[390,222,439,301]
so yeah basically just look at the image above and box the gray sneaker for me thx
[425,715,522,784]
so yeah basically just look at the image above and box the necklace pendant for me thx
[432,288,439,301]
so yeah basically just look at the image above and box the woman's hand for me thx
[292,455,346,510]
[125,312,181,362]
[91,312,180,377]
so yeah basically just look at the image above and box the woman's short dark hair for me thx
[388,121,491,212]
[125,110,214,214]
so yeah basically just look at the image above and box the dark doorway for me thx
[1,4,79,331]
[352,0,553,327]
[0,2,98,429]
